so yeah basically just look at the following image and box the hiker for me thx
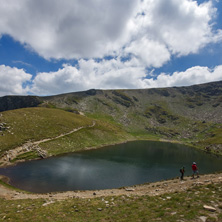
[180,166,185,180]
[192,162,199,179]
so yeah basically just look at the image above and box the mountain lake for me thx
[0,140,222,193]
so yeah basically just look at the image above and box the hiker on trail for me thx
[180,166,185,180]
[192,162,199,179]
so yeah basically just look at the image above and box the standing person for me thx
[192,162,199,179]
[180,166,185,180]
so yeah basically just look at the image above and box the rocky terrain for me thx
[43,80,222,125]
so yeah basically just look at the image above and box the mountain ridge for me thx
[0,80,222,112]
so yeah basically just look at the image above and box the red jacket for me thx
[192,164,197,171]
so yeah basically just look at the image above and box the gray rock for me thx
[125,188,135,191]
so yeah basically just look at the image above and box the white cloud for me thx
[31,59,146,95]
[0,0,221,66]
[0,0,222,97]
[124,0,222,67]
[144,65,222,88]
[0,65,32,96]
[124,38,170,68]
[1,62,221,97]
[0,0,139,59]
[151,0,215,55]
[30,59,222,96]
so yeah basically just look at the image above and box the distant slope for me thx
[42,81,222,125]
[0,96,42,112]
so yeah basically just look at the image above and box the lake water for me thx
[0,141,222,193]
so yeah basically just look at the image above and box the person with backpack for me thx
[192,162,199,179]
[180,166,185,180]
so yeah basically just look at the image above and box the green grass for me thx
[86,113,118,125]
[0,178,29,193]
[196,127,222,155]
[0,182,221,221]
[0,107,135,159]
[11,151,39,162]
[0,107,93,154]
[202,128,222,144]
[40,119,133,156]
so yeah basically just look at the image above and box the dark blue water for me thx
[0,141,221,193]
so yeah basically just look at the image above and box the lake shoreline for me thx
[1,140,222,195]
[0,136,214,168]
[0,172,222,200]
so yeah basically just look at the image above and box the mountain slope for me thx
[0,81,221,157]
[42,81,222,125]
[40,81,222,153]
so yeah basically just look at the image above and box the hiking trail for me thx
[0,121,96,166]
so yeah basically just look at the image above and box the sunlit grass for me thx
[40,119,133,156]
[0,107,92,154]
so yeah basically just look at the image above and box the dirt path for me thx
[32,121,96,145]
[0,121,96,166]
[0,173,222,201]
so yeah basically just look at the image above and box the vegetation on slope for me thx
[0,107,132,160]
[40,119,133,156]
[0,107,92,154]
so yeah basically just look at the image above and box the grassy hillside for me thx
[0,107,132,159]
[40,119,134,156]
[0,107,90,153]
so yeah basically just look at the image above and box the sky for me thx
[0,0,222,96]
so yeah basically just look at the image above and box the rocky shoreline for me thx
[0,173,222,201]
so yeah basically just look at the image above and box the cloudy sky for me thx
[0,0,222,96]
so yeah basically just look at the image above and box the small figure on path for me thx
[192,162,199,179]
[180,166,185,180]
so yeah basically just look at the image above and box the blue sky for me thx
[0,0,222,96]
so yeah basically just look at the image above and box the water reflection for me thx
[0,141,221,193]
